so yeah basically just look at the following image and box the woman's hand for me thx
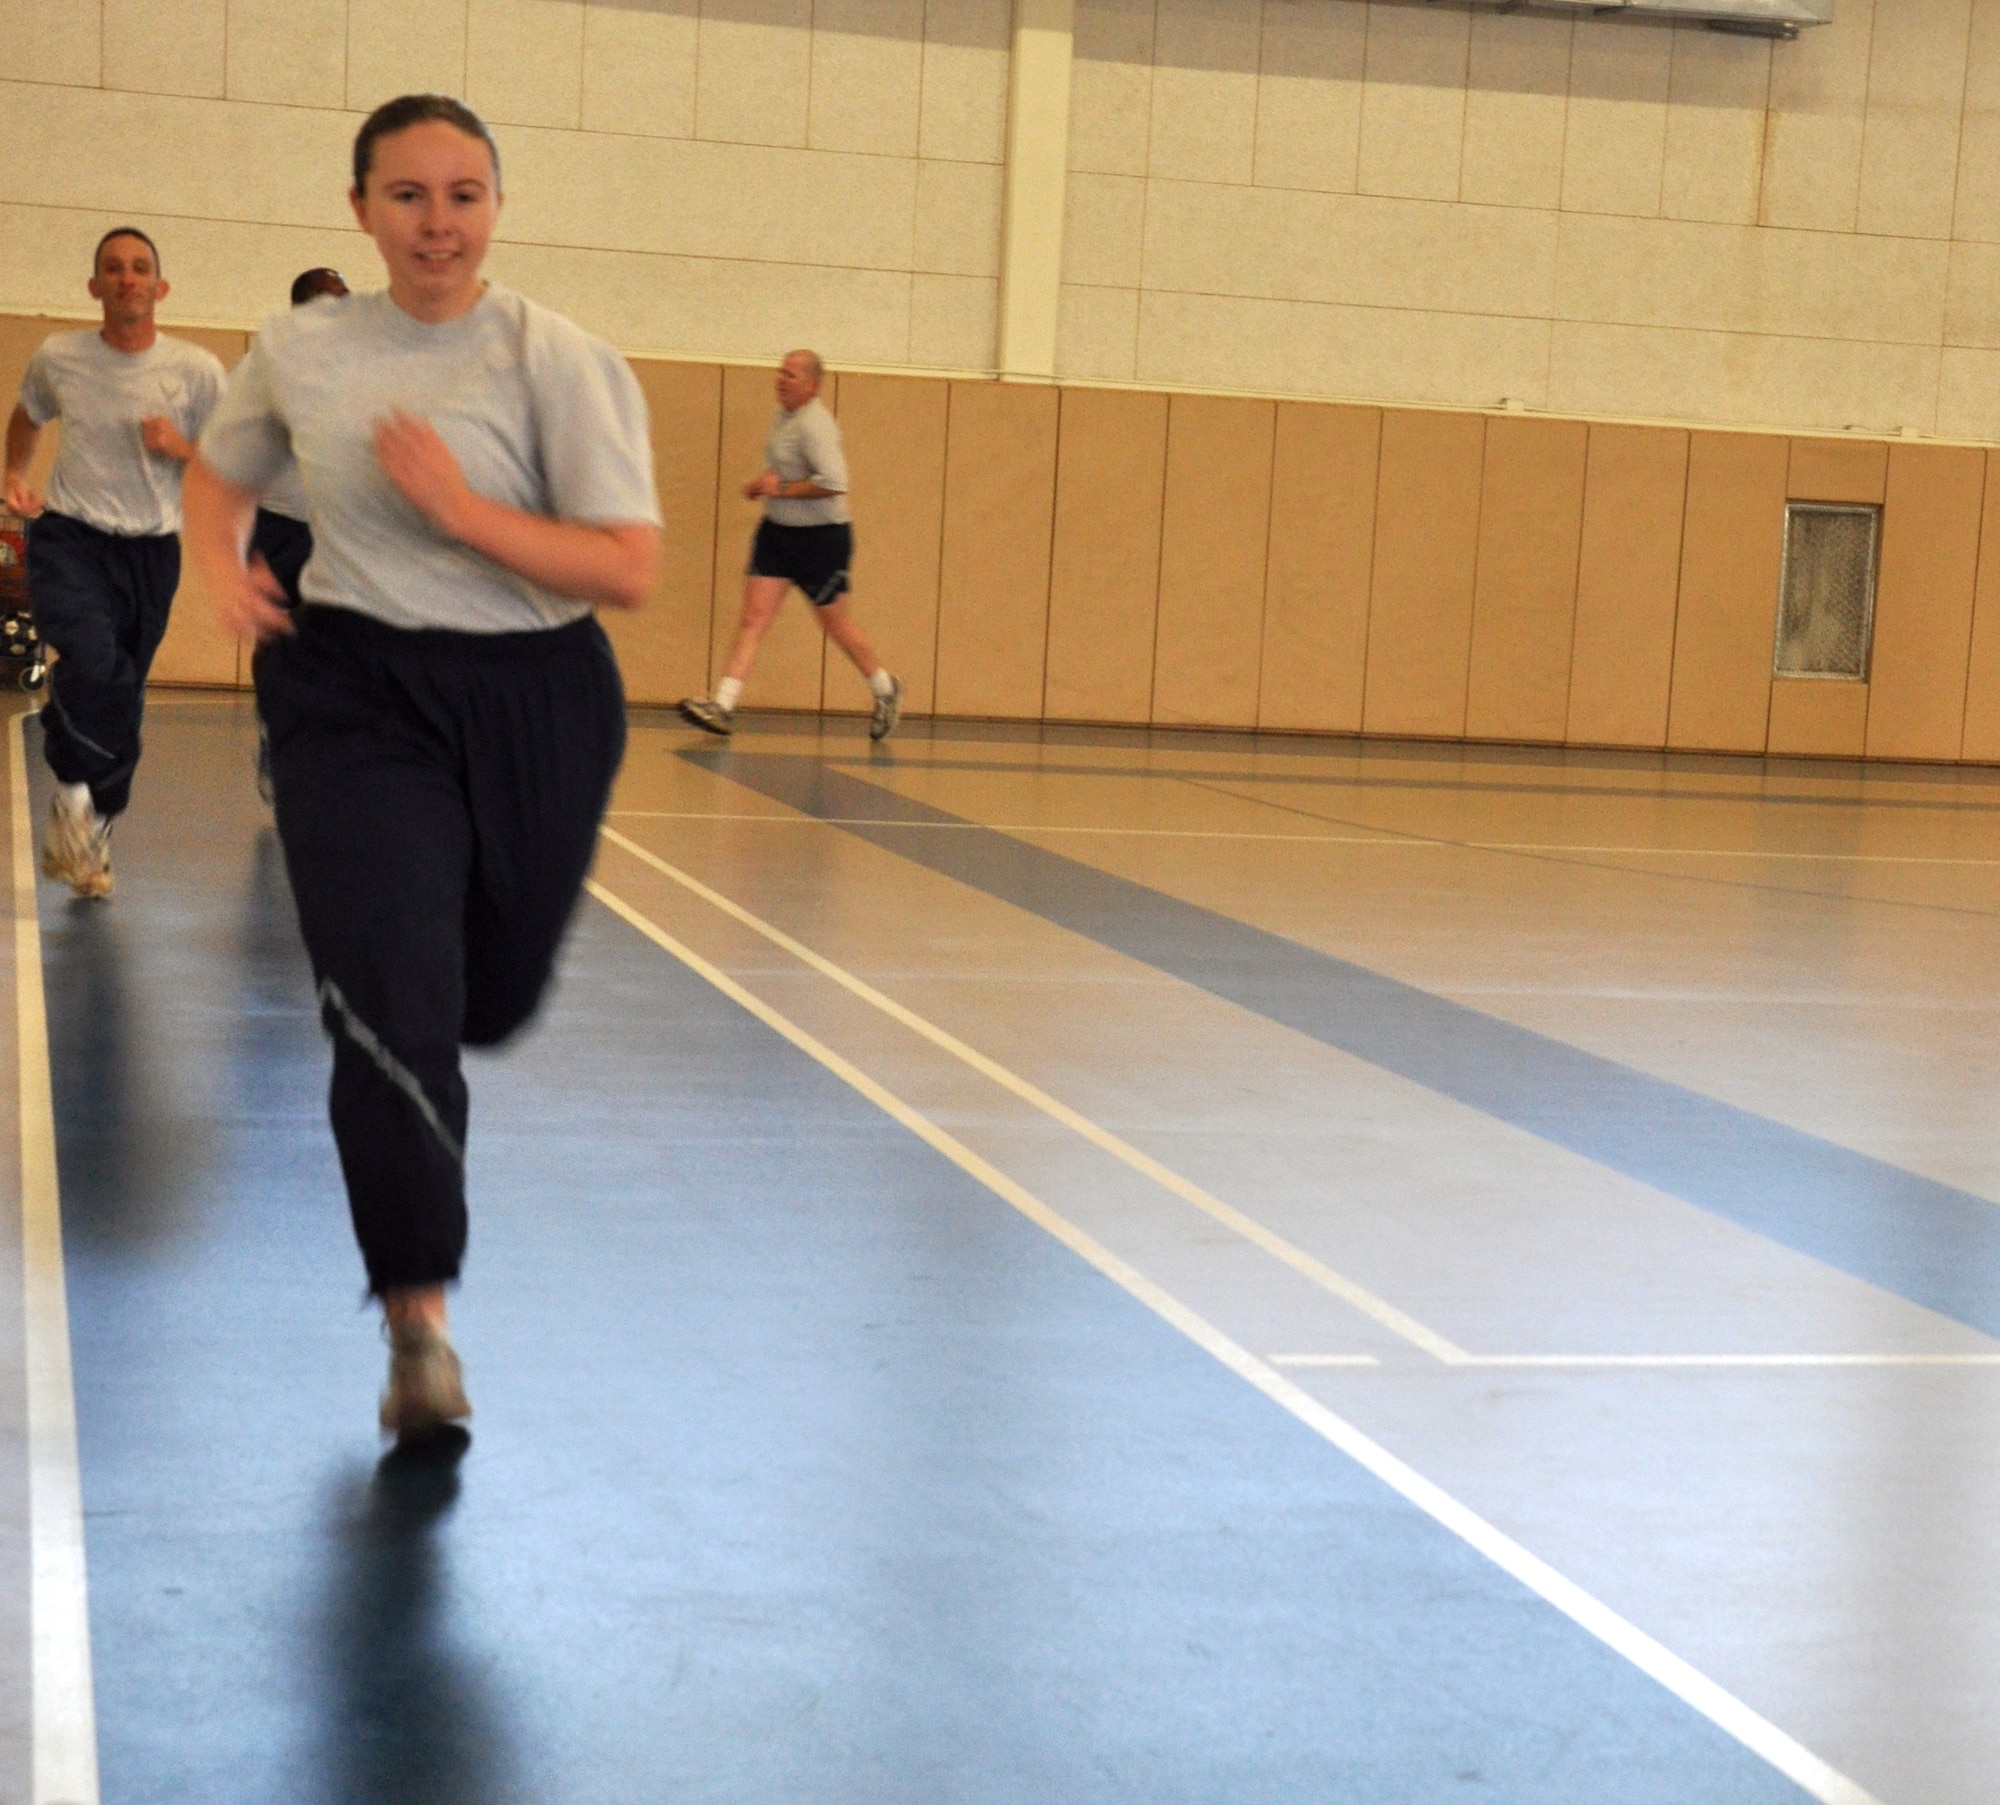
[184,454,294,644]
[3,470,41,517]
[742,471,779,500]
[373,410,474,537]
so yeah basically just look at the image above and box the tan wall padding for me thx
[1787,437,1888,505]
[1865,443,1985,761]
[1363,409,1486,738]
[600,358,721,709]
[1465,415,1588,744]
[1154,395,1275,729]
[1767,680,1869,757]
[1960,455,2000,761]
[5,305,1994,767]
[1667,431,1788,753]
[711,362,827,711]
[827,373,948,719]
[1259,403,1379,736]
[935,381,1058,719]
[1045,387,1168,725]
[1567,424,1687,749]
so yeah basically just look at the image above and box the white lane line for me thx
[586,874,1886,1805]
[602,812,2000,866]
[1462,1353,2000,1368]
[12,709,99,1805]
[1276,1352,2000,1369]
[603,831,2000,1381]
[597,827,1470,1364]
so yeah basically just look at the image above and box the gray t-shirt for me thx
[200,287,660,633]
[259,454,310,523]
[18,330,227,536]
[764,397,848,527]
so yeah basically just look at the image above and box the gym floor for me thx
[1,694,1994,1804]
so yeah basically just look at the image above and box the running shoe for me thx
[869,675,904,742]
[679,695,734,737]
[40,788,112,899]
[379,1320,473,1438]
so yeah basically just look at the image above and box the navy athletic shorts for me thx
[748,520,852,606]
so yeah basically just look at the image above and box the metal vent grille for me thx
[1775,503,1879,680]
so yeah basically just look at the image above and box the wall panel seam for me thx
[1460,420,1490,735]
[1555,428,1588,746]
[1959,450,1993,757]
[1356,408,1387,731]
[1247,400,1276,727]
[1039,387,1065,719]
[1355,409,1383,735]
[1146,395,1175,724]
[928,379,950,713]
[1658,430,1696,750]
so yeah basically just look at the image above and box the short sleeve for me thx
[800,408,847,495]
[197,338,293,495]
[526,315,661,528]
[17,347,58,427]
[185,350,229,438]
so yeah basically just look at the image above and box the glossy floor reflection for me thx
[28,700,1997,1803]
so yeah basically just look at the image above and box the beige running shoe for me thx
[869,675,903,742]
[40,785,112,899]
[379,1320,473,1438]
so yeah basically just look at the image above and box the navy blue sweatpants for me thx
[256,604,626,1294]
[26,510,179,818]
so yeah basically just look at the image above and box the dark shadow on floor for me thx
[315,1430,513,1805]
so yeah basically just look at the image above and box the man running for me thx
[4,227,227,896]
[250,266,349,801]
[679,349,901,740]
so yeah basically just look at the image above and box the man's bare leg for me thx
[681,575,790,735]
[721,575,792,687]
[817,595,882,677]
[819,595,903,739]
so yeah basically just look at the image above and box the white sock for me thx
[868,668,896,700]
[57,781,92,816]
[715,677,743,712]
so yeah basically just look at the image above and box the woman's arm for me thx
[183,455,294,643]
[373,411,658,611]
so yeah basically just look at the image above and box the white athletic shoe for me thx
[40,786,112,899]
[678,695,734,737]
[869,676,904,742]
[380,1321,473,1438]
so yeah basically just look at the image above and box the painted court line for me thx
[1274,1353,2000,1369]
[603,812,2000,866]
[597,826,1469,1364]
[600,830,1999,1376]
[585,874,1885,1805]
[682,752,2000,1344]
[11,710,99,1805]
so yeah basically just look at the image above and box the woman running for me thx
[184,94,660,1439]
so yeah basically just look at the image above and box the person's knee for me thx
[462,987,542,1049]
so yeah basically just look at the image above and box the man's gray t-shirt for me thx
[764,398,848,527]
[259,455,310,523]
[18,330,227,536]
[199,287,660,633]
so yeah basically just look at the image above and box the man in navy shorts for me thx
[679,349,901,739]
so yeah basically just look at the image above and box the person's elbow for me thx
[598,524,658,612]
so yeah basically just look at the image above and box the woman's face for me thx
[350,120,501,321]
